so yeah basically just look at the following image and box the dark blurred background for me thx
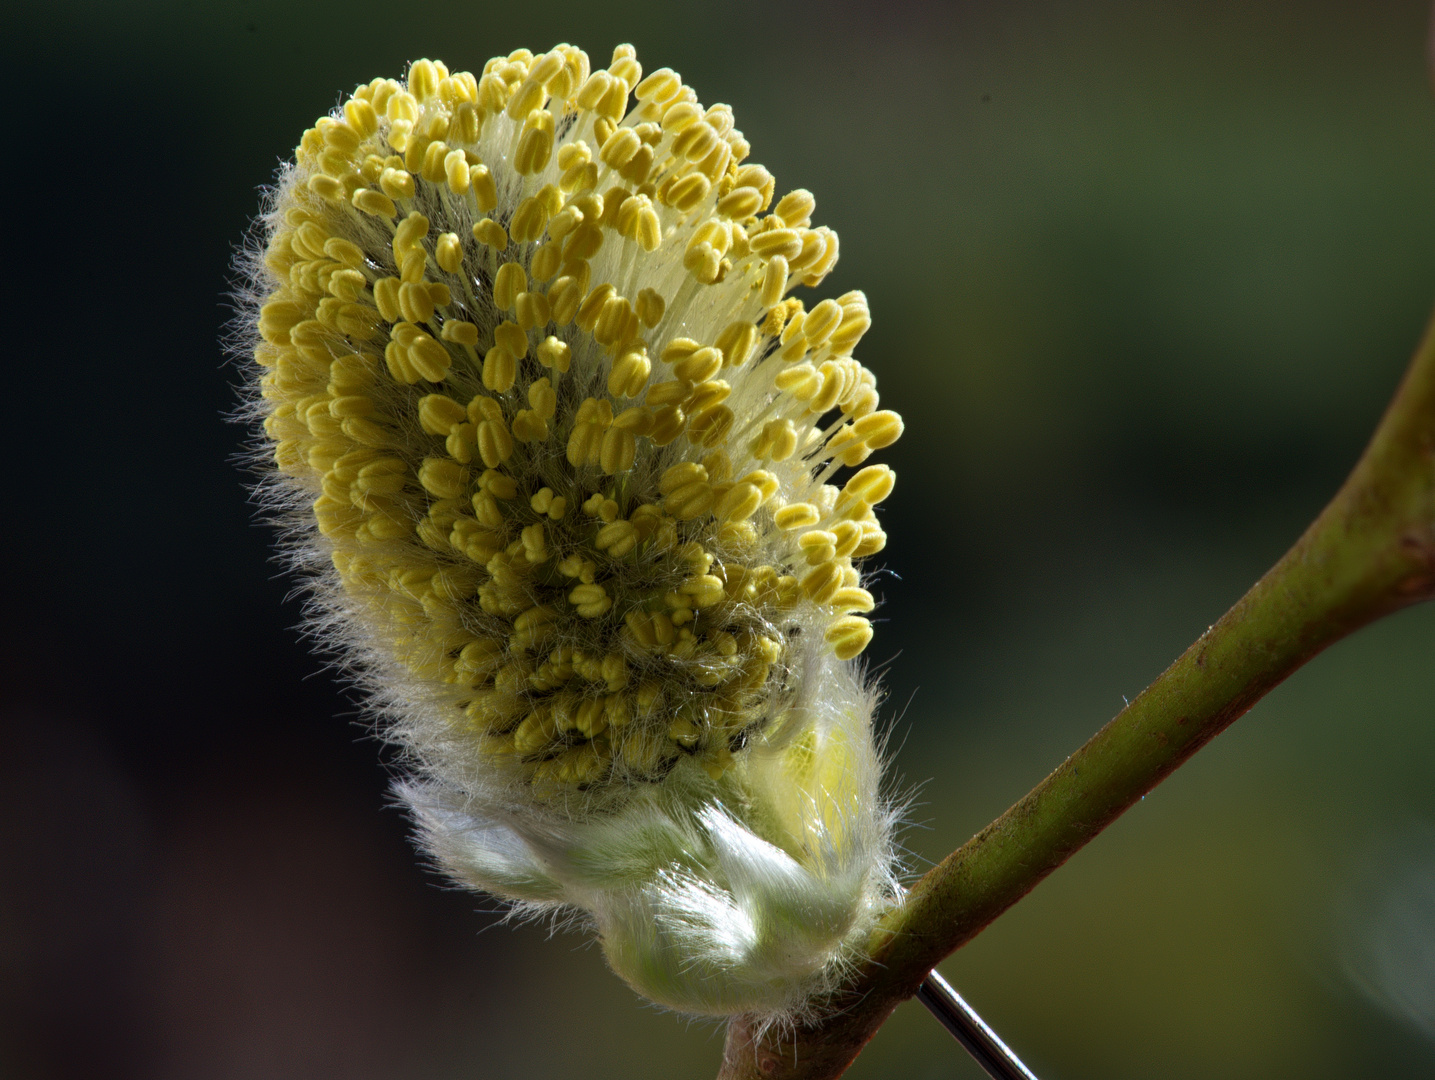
[4,1,1435,1077]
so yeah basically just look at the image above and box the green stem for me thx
[719,310,1435,1080]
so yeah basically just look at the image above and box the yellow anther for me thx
[565,582,611,613]
[560,158,599,193]
[445,99,480,142]
[597,127,640,170]
[482,346,517,393]
[715,322,758,367]
[514,291,549,332]
[511,409,548,442]
[798,530,838,565]
[328,394,374,418]
[829,291,871,351]
[800,562,843,604]
[842,464,896,506]
[700,450,733,484]
[619,194,662,251]
[786,229,826,274]
[492,321,527,358]
[408,58,440,100]
[610,406,654,437]
[398,249,426,284]
[440,320,479,347]
[575,283,616,333]
[829,520,863,558]
[593,295,635,347]
[343,96,379,136]
[851,410,904,449]
[679,575,725,609]
[594,519,638,557]
[386,116,415,152]
[735,471,778,506]
[446,422,477,462]
[824,615,873,660]
[672,346,721,385]
[750,227,802,260]
[597,653,630,696]
[438,149,469,194]
[607,347,651,398]
[648,405,686,446]
[715,482,762,523]
[387,86,419,121]
[774,502,820,531]
[830,587,875,615]
[609,44,641,84]
[544,276,579,325]
[802,298,843,347]
[418,457,470,499]
[668,173,712,213]
[506,195,546,244]
[400,326,451,382]
[520,522,550,564]
[515,112,555,175]
[657,340,698,368]
[558,145,591,177]
[664,478,714,521]
[660,98,701,133]
[526,336,568,376]
[469,164,498,212]
[504,76,547,123]
[563,222,605,261]
[717,186,763,221]
[634,66,680,102]
[455,639,504,682]
[685,380,731,415]
[644,380,688,408]
[566,420,606,469]
[548,207,585,243]
[656,461,704,495]
[758,256,789,310]
[398,281,435,323]
[393,211,429,254]
[775,363,819,399]
[515,380,552,422]
[683,241,722,284]
[774,189,816,228]
[306,173,345,201]
[599,427,637,475]
[673,120,719,161]
[352,188,396,217]
[472,217,508,250]
[327,268,368,302]
[628,290,663,330]
[477,468,517,499]
[493,262,526,310]
[526,240,561,282]
[476,414,514,468]
[593,78,629,126]
[418,139,449,183]
[417,393,466,434]
[380,167,416,199]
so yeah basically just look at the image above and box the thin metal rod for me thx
[915,968,1040,1080]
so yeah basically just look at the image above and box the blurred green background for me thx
[4,1,1435,1077]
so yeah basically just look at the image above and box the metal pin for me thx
[916,968,1040,1080]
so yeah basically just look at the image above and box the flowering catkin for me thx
[241,43,905,1022]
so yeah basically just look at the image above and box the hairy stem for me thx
[719,308,1435,1080]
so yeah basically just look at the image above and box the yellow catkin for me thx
[250,43,901,799]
